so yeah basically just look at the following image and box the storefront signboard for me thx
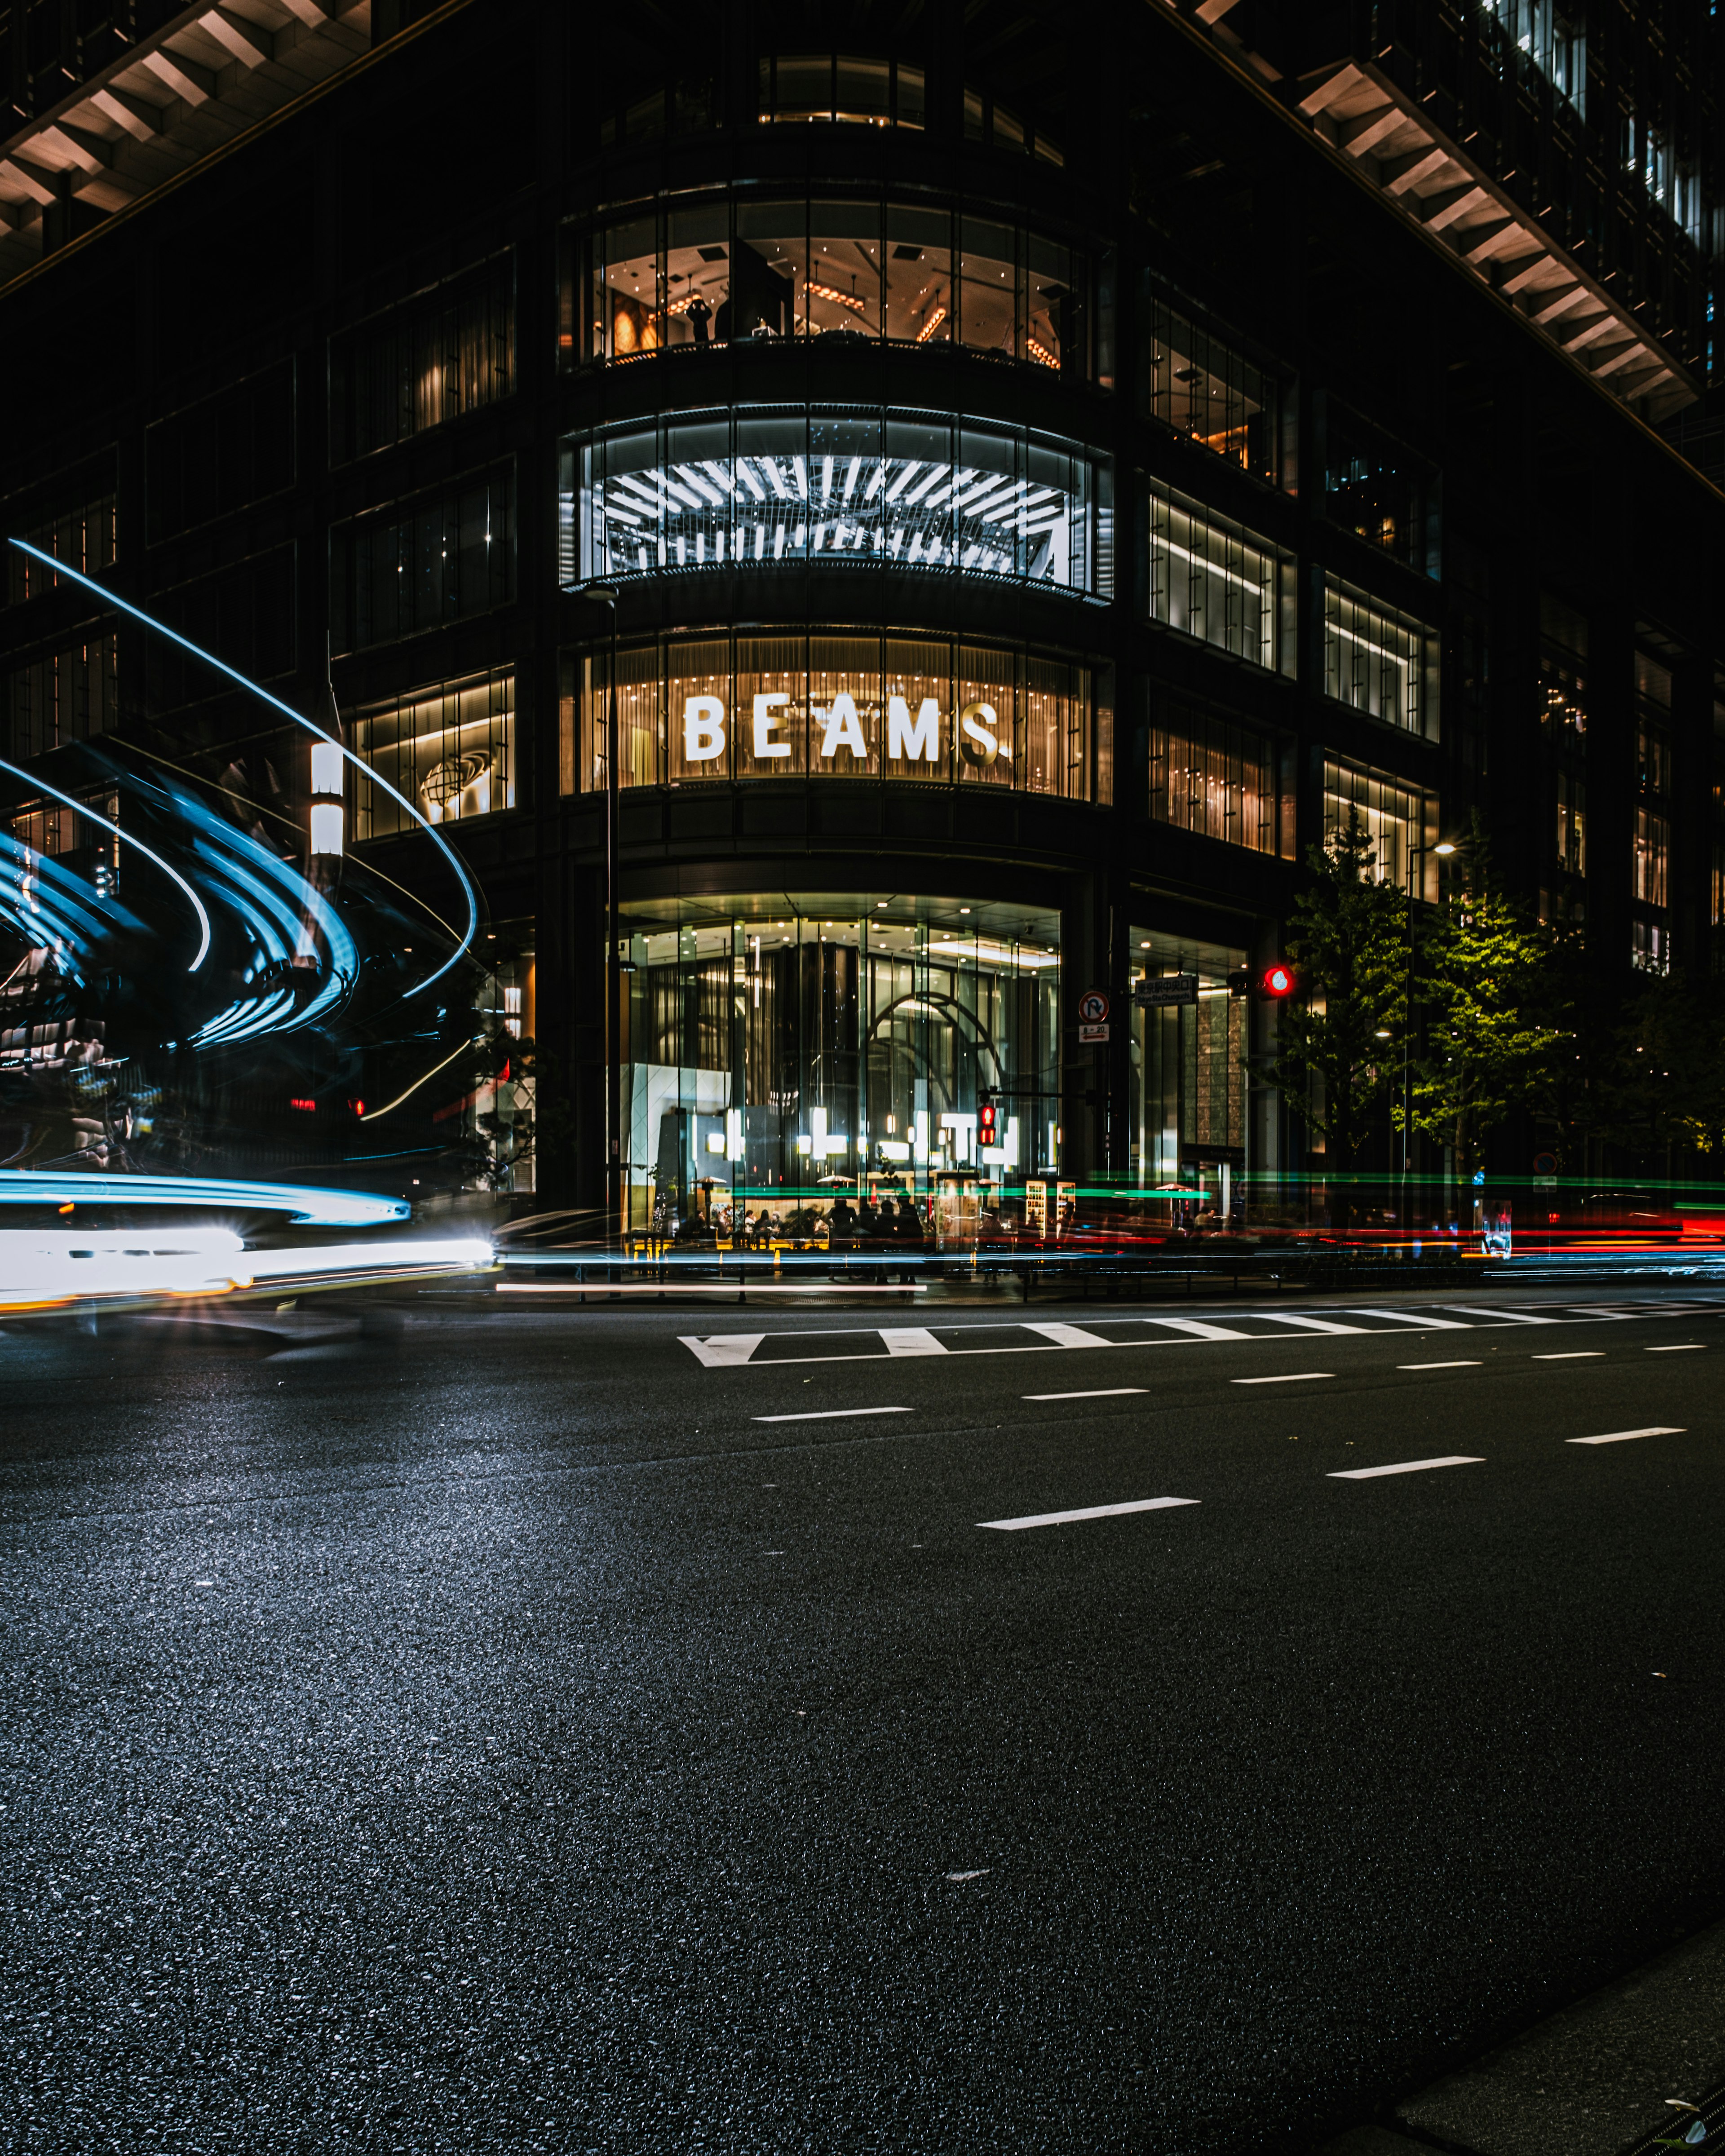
[1134,974,1199,1007]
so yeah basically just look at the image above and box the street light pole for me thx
[578,584,621,1243]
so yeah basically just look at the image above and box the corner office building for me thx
[1,0,1722,1225]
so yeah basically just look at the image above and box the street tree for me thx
[1603,974,1725,1162]
[1258,813,1410,1220]
[1403,822,1559,1201]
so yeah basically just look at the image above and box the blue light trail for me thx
[0,1170,411,1227]
[4,541,478,998]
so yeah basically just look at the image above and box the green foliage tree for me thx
[1258,813,1410,1217]
[1402,822,1560,1200]
[1602,975,1725,1160]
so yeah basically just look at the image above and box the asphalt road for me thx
[5,1282,1725,2153]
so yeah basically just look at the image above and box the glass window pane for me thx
[737,634,808,776]
[884,412,955,571]
[668,636,733,781]
[809,635,881,770]
[885,204,951,343]
[735,410,809,562]
[1026,231,1080,376]
[835,57,890,123]
[807,201,882,338]
[807,410,883,562]
[960,219,1020,358]
[665,206,729,349]
[774,55,832,122]
[956,643,1014,787]
[895,63,925,128]
[604,217,661,358]
[732,203,804,340]
[882,637,952,780]
[664,414,732,570]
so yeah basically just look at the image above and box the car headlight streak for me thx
[0,751,212,972]
[0,1170,411,1226]
[4,539,478,999]
[0,831,143,965]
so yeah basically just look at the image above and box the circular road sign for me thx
[1077,989,1110,1024]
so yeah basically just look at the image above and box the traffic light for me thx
[978,1095,998,1145]
[1259,962,1296,1000]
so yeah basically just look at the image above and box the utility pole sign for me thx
[1077,987,1110,1044]
[1132,973,1199,1008]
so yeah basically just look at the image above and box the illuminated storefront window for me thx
[562,407,1110,597]
[619,895,1060,1238]
[560,631,1106,800]
[1147,700,1291,855]
[1322,576,1439,739]
[1322,755,1437,898]
[560,194,1105,381]
[1128,929,1247,1204]
[350,668,515,840]
[1146,481,1294,674]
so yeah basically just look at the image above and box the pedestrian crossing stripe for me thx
[677,1301,1725,1369]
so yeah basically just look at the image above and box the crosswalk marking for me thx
[679,1333,767,1368]
[677,1300,1725,1367]
[880,1327,949,1357]
[1023,1321,1118,1348]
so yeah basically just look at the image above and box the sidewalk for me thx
[1322,1915,1725,2156]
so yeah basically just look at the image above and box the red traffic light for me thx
[978,1097,998,1143]
[1260,963,1296,999]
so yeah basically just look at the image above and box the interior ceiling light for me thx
[806,281,866,315]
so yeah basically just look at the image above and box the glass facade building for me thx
[0,0,1719,1223]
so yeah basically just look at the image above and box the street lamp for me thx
[576,582,621,1241]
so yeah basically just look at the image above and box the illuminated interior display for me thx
[1147,481,1296,676]
[618,896,1061,1233]
[562,632,1103,799]
[1322,755,1438,898]
[1142,298,1281,486]
[563,196,1100,381]
[351,669,515,839]
[1322,575,1439,740]
[564,408,1109,596]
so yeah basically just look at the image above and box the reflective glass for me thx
[807,201,882,337]
[960,218,1020,357]
[885,205,951,343]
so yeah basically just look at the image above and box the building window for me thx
[1322,576,1438,738]
[1322,755,1437,897]
[1632,806,1670,909]
[350,669,515,841]
[561,631,1105,802]
[1631,916,1670,973]
[1324,406,1433,575]
[145,547,296,718]
[758,53,924,130]
[562,194,1102,382]
[1148,702,1290,856]
[330,464,514,654]
[5,632,119,760]
[144,361,295,544]
[1141,296,1282,487]
[1129,930,1247,1196]
[1146,481,1294,675]
[1555,768,1587,877]
[960,86,1062,165]
[330,257,515,466]
[564,408,1110,599]
[619,896,1062,1235]
[4,481,116,607]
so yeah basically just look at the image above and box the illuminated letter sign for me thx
[684,695,726,760]
[887,695,941,763]
[958,699,1000,767]
[752,692,791,759]
[817,692,868,762]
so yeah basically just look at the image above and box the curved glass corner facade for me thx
[560,194,1113,384]
[621,894,1061,1238]
[559,406,1113,598]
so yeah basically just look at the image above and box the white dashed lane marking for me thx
[1022,1387,1147,1401]
[1329,1456,1486,1480]
[1232,1372,1333,1386]
[978,1497,1200,1532]
[751,1407,914,1423]
[1567,1427,1685,1446]
[1400,1361,1482,1369]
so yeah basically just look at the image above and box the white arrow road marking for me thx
[678,1334,766,1367]
[1567,1427,1685,1445]
[979,1496,1200,1531]
[880,1327,949,1356]
[1330,1455,1485,1479]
